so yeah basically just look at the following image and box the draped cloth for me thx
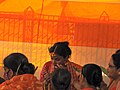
[40,60,82,90]
[0,74,42,90]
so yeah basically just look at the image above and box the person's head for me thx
[107,53,120,79]
[49,41,71,59]
[52,68,71,90]
[52,45,70,68]
[3,53,29,80]
[80,64,102,88]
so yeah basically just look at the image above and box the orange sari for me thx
[0,74,42,90]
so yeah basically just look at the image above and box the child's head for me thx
[52,68,71,90]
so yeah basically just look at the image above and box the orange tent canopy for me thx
[39,1,120,20]
[0,0,120,20]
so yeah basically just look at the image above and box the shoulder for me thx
[43,61,52,66]
[0,81,9,89]
[116,80,120,90]
[0,77,18,89]
[70,61,82,69]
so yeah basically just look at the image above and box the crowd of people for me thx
[0,41,120,90]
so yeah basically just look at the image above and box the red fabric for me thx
[108,85,116,90]
[0,74,42,90]
[82,88,94,90]
[108,79,117,90]
[40,60,82,90]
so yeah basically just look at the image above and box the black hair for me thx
[18,62,35,75]
[3,53,29,74]
[112,53,120,69]
[49,41,71,58]
[52,68,71,90]
[54,45,69,59]
[82,64,102,88]
[0,77,5,84]
[49,42,61,53]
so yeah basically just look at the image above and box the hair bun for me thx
[61,41,69,46]
[49,41,70,54]
[19,62,35,74]
[54,41,69,47]
[92,71,102,87]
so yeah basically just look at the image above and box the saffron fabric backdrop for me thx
[0,0,120,78]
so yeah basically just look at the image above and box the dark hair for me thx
[49,42,61,53]
[18,62,35,75]
[3,53,29,74]
[52,68,71,90]
[54,45,69,59]
[112,53,120,69]
[49,41,71,58]
[0,77,5,84]
[82,64,102,88]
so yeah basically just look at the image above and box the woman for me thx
[0,53,42,90]
[74,64,103,90]
[107,53,120,90]
[40,42,82,90]
[3,53,28,80]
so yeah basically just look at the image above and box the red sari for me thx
[108,81,116,90]
[0,74,42,90]
[40,60,82,90]
[82,88,95,90]
[108,78,120,90]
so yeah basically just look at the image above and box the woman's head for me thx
[51,45,70,67]
[52,68,71,90]
[49,41,71,59]
[81,64,102,88]
[3,53,29,80]
[107,53,120,79]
